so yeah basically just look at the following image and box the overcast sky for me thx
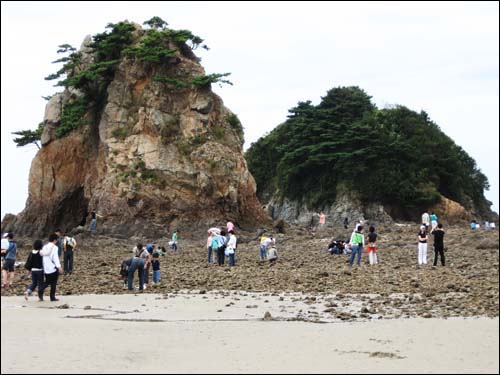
[1,1,499,219]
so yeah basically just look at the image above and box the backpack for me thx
[24,253,33,271]
[218,235,227,250]
[65,236,76,249]
[120,258,132,277]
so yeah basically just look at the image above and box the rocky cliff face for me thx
[5,28,269,237]
[265,185,494,228]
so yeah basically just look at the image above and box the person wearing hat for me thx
[1,233,17,288]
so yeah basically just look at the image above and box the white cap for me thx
[2,233,8,238]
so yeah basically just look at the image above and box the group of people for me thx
[470,220,496,230]
[1,229,77,301]
[417,222,446,266]
[327,222,379,266]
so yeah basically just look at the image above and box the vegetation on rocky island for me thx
[245,86,491,216]
[13,17,229,144]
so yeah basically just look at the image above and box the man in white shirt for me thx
[39,233,62,301]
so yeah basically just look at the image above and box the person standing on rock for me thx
[214,230,227,266]
[39,233,63,301]
[170,230,179,252]
[24,239,44,300]
[207,231,215,264]
[226,230,237,267]
[319,212,327,229]
[259,235,275,260]
[62,234,77,275]
[1,232,17,289]
[431,223,445,267]
[348,226,364,267]
[417,225,428,266]
[227,221,234,233]
[422,212,430,230]
[430,212,438,230]
[343,217,349,229]
[89,210,102,234]
[367,226,378,265]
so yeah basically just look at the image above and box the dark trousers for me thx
[27,270,44,293]
[144,262,150,284]
[128,258,145,290]
[217,247,225,266]
[433,247,445,266]
[40,271,59,301]
[63,249,74,274]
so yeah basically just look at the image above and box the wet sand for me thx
[1,292,498,374]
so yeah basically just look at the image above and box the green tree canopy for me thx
[246,86,490,216]
[12,122,44,149]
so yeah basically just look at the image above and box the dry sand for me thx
[1,292,498,374]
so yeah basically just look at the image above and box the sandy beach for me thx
[1,292,498,374]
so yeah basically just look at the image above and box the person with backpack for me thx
[1,232,17,289]
[215,230,227,266]
[128,243,149,291]
[39,233,63,301]
[120,257,133,289]
[24,239,44,300]
[63,234,77,275]
[348,226,365,267]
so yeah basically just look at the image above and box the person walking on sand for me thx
[431,223,446,267]
[367,226,378,265]
[348,226,364,267]
[1,233,17,288]
[39,233,63,301]
[24,240,44,300]
[417,225,428,266]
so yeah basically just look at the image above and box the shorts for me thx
[367,244,377,253]
[2,259,15,272]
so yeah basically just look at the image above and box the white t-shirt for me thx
[40,242,61,274]
[1,238,9,251]
[267,247,278,259]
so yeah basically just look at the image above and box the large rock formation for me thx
[4,27,269,237]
